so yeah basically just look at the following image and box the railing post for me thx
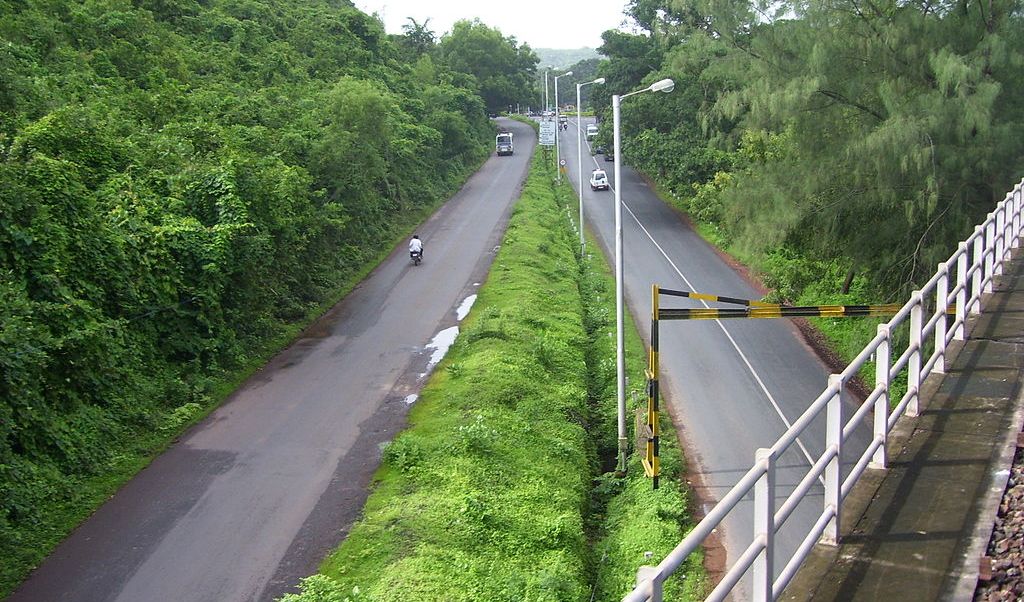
[1005,193,1015,255]
[995,202,1006,275]
[908,291,923,417]
[972,227,984,314]
[955,243,968,340]
[872,324,891,469]
[823,375,843,545]
[636,566,662,602]
[753,448,775,602]
[1004,194,1013,258]
[985,216,995,293]
[1011,184,1019,247]
[933,264,948,374]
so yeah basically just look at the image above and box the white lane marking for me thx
[609,179,821,474]
[456,294,477,321]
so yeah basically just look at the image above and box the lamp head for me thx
[593,78,606,85]
[650,78,675,93]
[562,71,573,77]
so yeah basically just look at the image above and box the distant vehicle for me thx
[558,114,568,124]
[496,131,514,156]
[590,169,609,191]
[593,145,605,154]
[586,124,599,139]
[604,151,614,162]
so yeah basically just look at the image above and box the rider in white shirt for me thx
[409,235,423,259]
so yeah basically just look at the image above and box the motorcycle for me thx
[410,250,422,266]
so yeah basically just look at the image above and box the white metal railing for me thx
[623,178,1024,602]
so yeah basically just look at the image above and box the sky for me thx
[352,0,634,49]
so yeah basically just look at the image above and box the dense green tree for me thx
[594,0,1024,293]
[437,19,540,113]
[399,17,435,58]
[708,0,1024,289]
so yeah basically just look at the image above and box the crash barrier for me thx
[624,177,1024,602]
[642,292,903,486]
[659,303,903,320]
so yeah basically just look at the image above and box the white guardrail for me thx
[623,178,1024,602]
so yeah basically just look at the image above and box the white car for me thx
[590,169,609,191]
[586,124,599,139]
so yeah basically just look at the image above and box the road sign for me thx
[539,120,556,146]
[559,159,566,166]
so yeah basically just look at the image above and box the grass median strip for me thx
[281,148,706,601]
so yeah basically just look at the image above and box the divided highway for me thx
[8,118,536,602]
[560,117,871,592]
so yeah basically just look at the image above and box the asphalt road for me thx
[560,117,871,592]
[8,118,536,602]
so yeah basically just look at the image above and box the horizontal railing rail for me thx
[624,178,1024,602]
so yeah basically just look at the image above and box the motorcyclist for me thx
[409,235,423,260]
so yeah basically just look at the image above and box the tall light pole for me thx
[612,78,675,474]
[576,77,605,252]
[544,70,550,112]
[553,71,572,182]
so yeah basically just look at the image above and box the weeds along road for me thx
[562,117,871,594]
[8,118,536,602]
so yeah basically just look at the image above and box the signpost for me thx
[539,119,556,146]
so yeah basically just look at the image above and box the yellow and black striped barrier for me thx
[659,304,903,321]
[642,287,661,488]
[642,286,911,489]
[657,287,779,308]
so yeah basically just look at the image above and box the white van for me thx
[586,124,599,139]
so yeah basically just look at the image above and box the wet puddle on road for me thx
[412,292,481,399]
[456,294,477,321]
[424,326,460,371]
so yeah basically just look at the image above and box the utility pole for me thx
[544,70,549,112]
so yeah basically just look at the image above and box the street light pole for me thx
[544,70,549,112]
[611,78,675,475]
[554,71,572,183]
[577,77,604,253]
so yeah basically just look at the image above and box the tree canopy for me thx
[437,19,540,113]
[596,0,1024,293]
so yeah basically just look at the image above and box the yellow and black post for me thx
[642,284,661,488]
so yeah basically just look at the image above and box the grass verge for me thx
[281,143,706,601]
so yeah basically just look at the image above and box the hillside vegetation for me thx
[0,0,538,595]
[534,47,601,69]
[575,0,1024,364]
[588,0,1024,301]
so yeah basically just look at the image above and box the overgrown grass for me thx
[282,146,706,600]
[576,236,707,601]
[309,150,594,601]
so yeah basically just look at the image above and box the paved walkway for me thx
[784,254,1024,601]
